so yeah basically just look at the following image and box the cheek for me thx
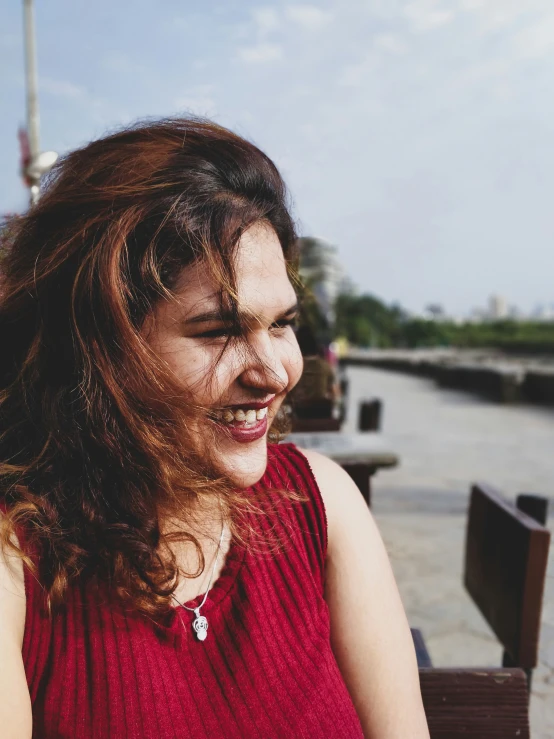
[159,341,225,402]
[198,346,247,403]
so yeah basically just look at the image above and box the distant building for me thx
[488,294,508,320]
[468,307,487,324]
[532,304,554,321]
[507,304,523,321]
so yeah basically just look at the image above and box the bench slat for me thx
[420,668,530,738]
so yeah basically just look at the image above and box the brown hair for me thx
[0,117,298,617]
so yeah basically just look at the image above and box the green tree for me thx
[295,237,340,343]
[335,292,403,347]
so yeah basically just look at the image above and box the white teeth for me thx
[218,406,269,424]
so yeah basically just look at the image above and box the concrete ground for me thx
[343,365,554,739]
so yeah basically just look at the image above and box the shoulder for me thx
[0,513,26,649]
[296,450,430,737]
[0,513,31,739]
[295,448,376,558]
[267,443,378,559]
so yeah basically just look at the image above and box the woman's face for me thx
[145,222,303,488]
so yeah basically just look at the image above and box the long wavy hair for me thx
[0,117,298,617]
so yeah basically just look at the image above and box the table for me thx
[286,431,399,506]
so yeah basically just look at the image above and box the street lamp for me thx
[26,150,59,201]
[22,0,57,205]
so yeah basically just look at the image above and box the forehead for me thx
[234,223,291,298]
[176,223,295,317]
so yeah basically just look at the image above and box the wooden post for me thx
[358,399,382,432]
[516,494,549,526]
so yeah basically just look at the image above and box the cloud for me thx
[237,42,284,64]
[458,1,554,57]
[159,15,189,33]
[284,5,334,30]
[460,0,522,22]
[174,85,217,116]
[374,33,408,54]
[338,32,407,88]
[404,1,455,32]
[459,0,549,33]
[235,4,333,69]
[516,15,554,57]
[41,78,87,99]
[453,57,511,88]
[253,7,281,35]
[101,51,137,75]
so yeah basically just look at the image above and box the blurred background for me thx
[2,1,554,736]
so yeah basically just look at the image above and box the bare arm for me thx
[0,524,32,739]
[302,449,429,739]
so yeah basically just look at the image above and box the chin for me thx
[220,441,269,488]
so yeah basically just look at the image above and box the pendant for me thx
[192,608,208,641]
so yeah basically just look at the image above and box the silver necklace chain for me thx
[171,522,226,642]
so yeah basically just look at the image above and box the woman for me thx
[0,119,429,738]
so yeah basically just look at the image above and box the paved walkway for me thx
[343,365,554,739]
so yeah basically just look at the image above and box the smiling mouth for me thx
[213,406,268,426]
[209,401,273,443]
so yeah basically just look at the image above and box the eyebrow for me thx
[184,301,299,325]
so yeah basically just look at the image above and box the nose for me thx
[238,334,289,394]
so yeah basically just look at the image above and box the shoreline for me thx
[341,348,554,406]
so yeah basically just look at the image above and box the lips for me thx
[210,398,273,443]
[221,415,268,443]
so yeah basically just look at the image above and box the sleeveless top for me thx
[19,443,364,738]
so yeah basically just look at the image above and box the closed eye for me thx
[193,310,298,339]
[195,325,237,339]
[271,316,297,331]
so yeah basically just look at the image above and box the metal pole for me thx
[23,0,40,204]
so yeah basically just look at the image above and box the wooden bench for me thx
[464,484,550,688]
[412,485,550,691]
[287,431,399,507]
[290,417,341,432]
[419,667,530,738]
[290,396,342,433]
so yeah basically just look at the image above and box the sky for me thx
[2,0,554,316]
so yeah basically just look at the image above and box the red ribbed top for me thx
[19,443,363,738]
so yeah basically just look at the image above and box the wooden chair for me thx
[419,667,530,738]
[289,417,341,432]
[464,483,550,688]
[290,397,343,433]
[292,397,335,420]
[412,485,550,690]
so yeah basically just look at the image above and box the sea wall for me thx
[341,350,554,406]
